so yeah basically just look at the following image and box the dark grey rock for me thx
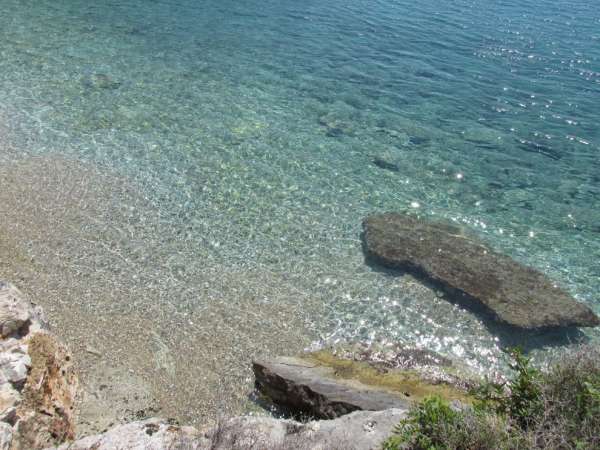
[516,138,561,160]
[317,114,353,137]
[362,213,599,329]
[253,357,409,420]
[372,157,400,172]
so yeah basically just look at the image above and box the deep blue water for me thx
[1,0,599,402]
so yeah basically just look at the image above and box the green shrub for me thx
[531,346,600,449]
[382,395,521,450]
[382,346,600,450]
[475,349,542,430]
[382,396,459,450]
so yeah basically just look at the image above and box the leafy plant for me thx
[383,395,459,450]
[382,346,600,450]
[475,348,542,429]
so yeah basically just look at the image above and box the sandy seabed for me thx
[0,129,321,434]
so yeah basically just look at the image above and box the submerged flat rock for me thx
[362,213,599,329]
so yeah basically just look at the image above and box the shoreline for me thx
[0,280,409,449]
[1,109,598,433]
[2,278,598,449]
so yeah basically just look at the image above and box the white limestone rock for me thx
[46,409,406,450]
[0,282,46,338]
[0,384,21,423]
[208,409,407,450]
[47,418,205,450]
[0,346,31,387]
[0,422,12,450]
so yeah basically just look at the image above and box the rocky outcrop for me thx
[0,282,78,450]
[47,409,406,450]
[254,356,410,419]
[253,348,471,420]
[362,213,600,329]
[12,333,78,450]
[206,408,406,450]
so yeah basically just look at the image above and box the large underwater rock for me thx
[362,213,600,329]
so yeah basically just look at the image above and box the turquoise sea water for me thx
[1,0,599,418]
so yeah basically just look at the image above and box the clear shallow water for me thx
[1,0,599,421]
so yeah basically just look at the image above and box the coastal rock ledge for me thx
[253,356,410,419]
[253,347,471,422]
[362,213,599,329]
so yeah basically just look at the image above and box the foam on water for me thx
[0,0,599,424]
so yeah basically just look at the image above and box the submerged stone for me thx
[362,213,600,329]
[317,113,354,137]
[82,73,121,90]
[372,157,400,172]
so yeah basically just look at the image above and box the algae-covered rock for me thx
[253,346,472,420]
[362,213,599,329]
[314,342,477,393]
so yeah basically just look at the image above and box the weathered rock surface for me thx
[0,423,12,450]
[47,409,406,450]
[207,408,406,450]
[362,213,600,329]
[0,282,78,450]
[254,356,414,420]
[13,333,78,450]
[47,418,203,450]
[0,282,46,338]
